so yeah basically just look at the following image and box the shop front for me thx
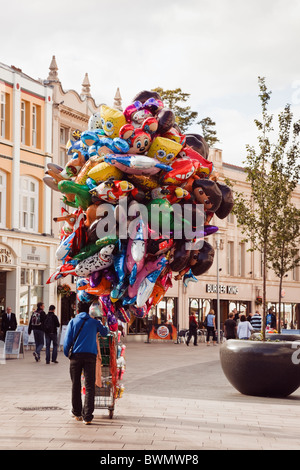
[127,297,178,342]
[0,235,59,327]
[187,281,252,329]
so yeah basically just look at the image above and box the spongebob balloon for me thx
[147,136,183,164]
[100,105,126,139]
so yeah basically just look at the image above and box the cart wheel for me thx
[109,409,114,419]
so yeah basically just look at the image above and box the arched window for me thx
[0,170,6,228]
[19,176,39,232]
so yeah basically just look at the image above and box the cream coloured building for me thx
[0,58,104,326]
[128,148,300,340]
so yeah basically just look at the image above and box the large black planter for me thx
[220,339,300,398]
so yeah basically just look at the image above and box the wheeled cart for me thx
[94,334,117,419]
[81,332,126,419]
[92,332,126,419]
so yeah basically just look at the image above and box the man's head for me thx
[77,301,90,314]
[49,305,55,312]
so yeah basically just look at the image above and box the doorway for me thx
[0,271,6,313]
[0,271,6,340]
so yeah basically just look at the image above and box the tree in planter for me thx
[266,103,300,330]
[260,102,300,331]
[269,205,300,330]
[227,77,300,339]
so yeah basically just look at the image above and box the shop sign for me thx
[206,284,239,295]
[21,245,48,264]
[0,245,13,265]
[149,324,177,341]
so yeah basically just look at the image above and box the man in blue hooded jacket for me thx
[64,301,109,424]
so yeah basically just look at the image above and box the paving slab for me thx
[0,340,299,452]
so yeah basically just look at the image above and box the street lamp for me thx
[216,231,221,343]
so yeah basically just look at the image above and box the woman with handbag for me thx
[63,301,109,425]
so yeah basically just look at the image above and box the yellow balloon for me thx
[147,137,183,164]
[87,161,123,183]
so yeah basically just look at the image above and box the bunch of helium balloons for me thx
[44,90,234,332]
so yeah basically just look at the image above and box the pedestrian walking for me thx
[1,307,17,341]
[28,302,46,362]
[44,305,60,364]
[224,312,237,340]
[237,314,254,339]
[63,301,109,425]
[205,309,217,346]
[186,313,198,346]
[251,310,262,332]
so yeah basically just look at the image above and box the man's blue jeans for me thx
[33,329,45,358]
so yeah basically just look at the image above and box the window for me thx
[238,242,245,277]
[21,101,26,144]
[32,105,37,147]
[227,212,235,224]
[19,176,39,232]
[0,171,6,227]
[60,127,70,167]
[189,298,212,323]
[227,241,234,275]
[292,254,299,281]
[1,92,5,138]
[60,127,69,145]
[20,268,44,324]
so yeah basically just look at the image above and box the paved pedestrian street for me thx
[0,340,300,452]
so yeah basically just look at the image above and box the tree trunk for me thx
[262,242,267,340]
[278,276,283,333]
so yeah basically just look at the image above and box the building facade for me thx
[0,58,104,328]
[128,148,300,341]
[0,62,56,325]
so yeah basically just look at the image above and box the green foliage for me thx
[152,87,198,133]
[228,77,300,334]
[152,87,220,147]
[198,117,220,148]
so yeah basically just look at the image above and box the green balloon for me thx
[58,180,92,211]
[147,198,174,232]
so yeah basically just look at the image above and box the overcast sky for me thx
[2,0,300,166]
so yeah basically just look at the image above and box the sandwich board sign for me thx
[4,331,23,358]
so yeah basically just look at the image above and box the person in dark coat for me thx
[28,302,46,362]
[44,305,60,364]
[1,307,17,340]
[186,313,198,346]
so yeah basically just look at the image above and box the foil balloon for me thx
[147,136,183,164]
[58,180,92,211]
[111,243,127,302]
[191,241,215,276]
[75,244,115,277]
[119,117,158,154]
[215,182,234,219]
[126,218,147,285]
[100,105,126,139]
[89,300,103,318]
[43,88,235,339]
[136,257,167,307]
[104,154,171,175]
[126,255,167,301]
